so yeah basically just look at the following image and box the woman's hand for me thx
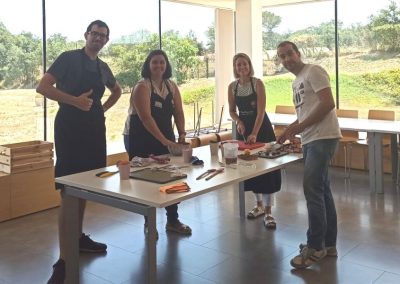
[236,120,246,136]
[177,132,186,143]
[247,134,257,144]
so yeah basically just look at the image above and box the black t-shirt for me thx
[47,48,116,97]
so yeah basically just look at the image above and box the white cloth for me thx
[292,64,341,145]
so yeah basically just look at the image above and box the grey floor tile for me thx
[0,163,399,283]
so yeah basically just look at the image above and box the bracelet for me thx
[178,131,187,136]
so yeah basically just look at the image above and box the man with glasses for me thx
[276,41,341,269]
[36,20,121,284]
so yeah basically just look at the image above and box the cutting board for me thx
[129,168,187,184]
[237,141,265,150]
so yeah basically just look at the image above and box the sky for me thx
[0,0,396,44]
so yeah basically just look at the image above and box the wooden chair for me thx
[274,105,295,137]
[357,109,395,170]
[336,109,359,178]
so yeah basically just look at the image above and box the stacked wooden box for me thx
[0,141,60,222]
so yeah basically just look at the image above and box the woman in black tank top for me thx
[128,50,191,235]
[228,53,281,229]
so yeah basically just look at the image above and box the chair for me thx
[357,109,395,171]
[273,105,295,190]
[335,109,359,179]
[274,105,295,137]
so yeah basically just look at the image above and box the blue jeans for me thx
[303,138,339,250]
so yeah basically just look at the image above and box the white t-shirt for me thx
[292,64,341,145]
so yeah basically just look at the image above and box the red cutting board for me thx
[237,141,265,150]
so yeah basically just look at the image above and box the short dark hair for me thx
[141,49,172,79]
[277,41,300,54]
[86,20,110,37]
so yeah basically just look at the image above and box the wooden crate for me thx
[0,173,11,222]
[10,166,59,218]
[0,141,53,174]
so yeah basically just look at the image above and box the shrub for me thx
[360,69,400,104]
[181,85,214,104]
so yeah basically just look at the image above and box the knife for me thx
[205,168,224,180]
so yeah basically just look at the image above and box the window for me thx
[0,1,43,144]
[262,1,335,113]
[161,1,216,135]
[338,0,400,118]
[46,0,159,152]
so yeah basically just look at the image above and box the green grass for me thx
[1,70,400,145]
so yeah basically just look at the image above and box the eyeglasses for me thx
[88,31,108,40]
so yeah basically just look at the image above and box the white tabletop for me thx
[268,113,400,134]
[56,146,302,208]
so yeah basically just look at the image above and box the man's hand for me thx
[277,123,304,144]
[75,90,93,111]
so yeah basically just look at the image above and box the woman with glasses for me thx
[128,49,191,236]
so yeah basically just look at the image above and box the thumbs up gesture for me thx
[75,89,93,111]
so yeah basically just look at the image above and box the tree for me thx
[161,30,200,84]
[12,32,41,88]
[46,33,76,67]
[205,24,215,53]
[262,11,282,52]
[368,0,400,51]
[0,22,17,87]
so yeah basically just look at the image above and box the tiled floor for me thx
[1,162,400,284]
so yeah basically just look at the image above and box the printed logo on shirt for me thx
[154,101,163,108]
[293,82,305,109]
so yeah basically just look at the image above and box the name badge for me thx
[154,101,162,108]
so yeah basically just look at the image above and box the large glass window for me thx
[338,0,400,118]
[45,0,159,152]
[262,1,335,113]
[161,1,216,135]
[0,1,43,144]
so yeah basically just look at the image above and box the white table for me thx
[267,112,400,193]
[55,146,302,284]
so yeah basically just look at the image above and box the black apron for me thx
[234,78,281,194]
[54,50,106,185]
[129,80,175,159]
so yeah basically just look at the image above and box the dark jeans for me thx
[144,203,179,224]
[303,138,339,250]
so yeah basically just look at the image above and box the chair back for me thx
[274,105,295,137]
[368,109,395,121]
[275,105,295,114]
[368,110,395,143]
[336,109,359,141]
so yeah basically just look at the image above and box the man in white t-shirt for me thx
[276,41,342,269]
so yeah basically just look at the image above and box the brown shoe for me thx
[166,220,192,235]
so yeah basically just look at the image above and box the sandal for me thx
[247,206,265,219]
[264,215,277,229]
[166,220,192,235]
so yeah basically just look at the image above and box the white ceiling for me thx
[164,0,331,10]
